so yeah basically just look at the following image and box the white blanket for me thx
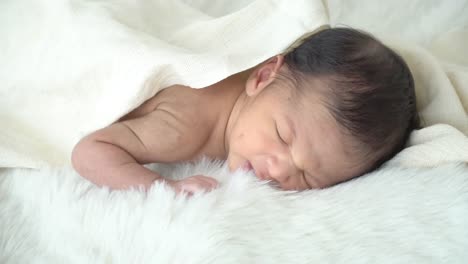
[0,0,327,168]
[1,0,468,262]
[1,161,467,263]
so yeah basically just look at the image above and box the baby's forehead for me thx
[285,76,332,104]
[287,90,332,119]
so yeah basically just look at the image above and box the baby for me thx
[72,28,419,194]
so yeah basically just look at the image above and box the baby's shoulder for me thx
[154,85,215,131]
[156,85,207,115]
[120,85,205,121]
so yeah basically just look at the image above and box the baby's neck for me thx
[198,70,251,159]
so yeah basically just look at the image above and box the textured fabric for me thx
[1,161,467,263]
[0,0,327,168]
[0,0,467,169]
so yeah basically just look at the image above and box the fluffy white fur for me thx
[1,161,467,263]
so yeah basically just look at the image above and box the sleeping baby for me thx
[72,28,419,194]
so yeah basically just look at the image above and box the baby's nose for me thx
[266,155,296,182]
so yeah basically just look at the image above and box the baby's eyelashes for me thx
[275,122,287,144]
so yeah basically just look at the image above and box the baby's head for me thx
[227,28,419,190]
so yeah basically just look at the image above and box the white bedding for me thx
[1,0,467,262]
[1,161,467,263]
[0,0,328,168]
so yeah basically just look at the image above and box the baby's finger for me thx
[179,183,201,195]
[181,182,213,194]
[191,175,219,188]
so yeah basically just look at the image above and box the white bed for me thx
[1,0,467,263]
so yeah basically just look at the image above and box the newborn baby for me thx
[72,28,419,194]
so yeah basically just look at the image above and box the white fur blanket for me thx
[1,161,467,263]
[1,0,468,262]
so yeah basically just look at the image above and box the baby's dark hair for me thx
[283,27,419,172]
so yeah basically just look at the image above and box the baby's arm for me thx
[71,109,216,192]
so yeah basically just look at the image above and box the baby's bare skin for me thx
[72,72,248,194]
[73,55,364,195]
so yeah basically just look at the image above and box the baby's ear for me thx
[245,55,284,97]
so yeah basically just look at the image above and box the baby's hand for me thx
[166,175,219,196]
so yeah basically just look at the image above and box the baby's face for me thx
[227,84,365,190]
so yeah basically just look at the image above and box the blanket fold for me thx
[1,1,467,170]
[0,0,328,168]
